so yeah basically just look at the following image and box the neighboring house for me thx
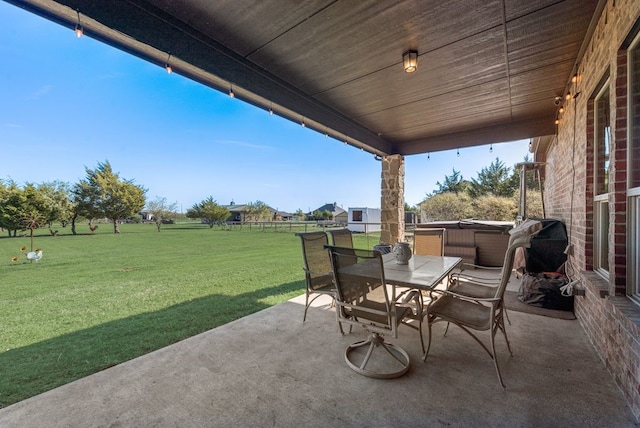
[347,207,381,233]
[308,202,348,224]
[139,210,155,221]
[274,210,293,221]
[224,203,281,222]
[530,2,640,419]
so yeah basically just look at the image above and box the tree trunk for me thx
[71,213,78,235]
[113,219,120,233]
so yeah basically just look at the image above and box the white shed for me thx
[347,207,381,233]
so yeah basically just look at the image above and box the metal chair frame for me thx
[422,220,543,388]
[327,246,424,378]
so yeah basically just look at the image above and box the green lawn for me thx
[0,222,379,407]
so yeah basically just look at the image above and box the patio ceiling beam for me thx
[397,115,556,155]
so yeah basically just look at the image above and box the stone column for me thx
[380,154,405,245]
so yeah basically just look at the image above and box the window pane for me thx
[597,200,609,272]
[352,210,363,222]
[595,86,610,195]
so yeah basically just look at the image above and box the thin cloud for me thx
[26,85,52,100]
[216,139,272,150]
[2,123,21,128]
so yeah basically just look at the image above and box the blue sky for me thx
[0,2,530,213]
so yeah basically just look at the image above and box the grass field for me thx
[0,222,380,407]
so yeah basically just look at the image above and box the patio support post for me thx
[380,154,405,245]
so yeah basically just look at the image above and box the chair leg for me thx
[336,300,345,335]
[497,311,513,356]
[421,319,433,361]
[418,317,425,355]
[345,333,410,379]
[303,290,310,322]
[490,323,506,389]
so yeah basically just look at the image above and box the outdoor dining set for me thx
[297,220,543,386]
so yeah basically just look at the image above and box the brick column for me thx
[380,154,405,245]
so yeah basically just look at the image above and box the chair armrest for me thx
[394,289,424,319]
[460,263,502,271]
[427,288,501,305]
[449,272,501,286]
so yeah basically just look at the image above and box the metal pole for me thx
[519,163,527,222]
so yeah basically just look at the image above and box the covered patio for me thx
[0,278,636,426]
[4,0,640,423]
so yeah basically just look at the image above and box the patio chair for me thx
[328,228,353,248]
[327,246,424,379]
[413,228,445,256]
[422,219,542,388]
[297,231,343,333]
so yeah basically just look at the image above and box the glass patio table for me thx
[380,253,462,291]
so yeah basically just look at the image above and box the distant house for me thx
[274,210,293,221]
[308,202,347,224]
[139,210,155,221]
[224,203,284,222]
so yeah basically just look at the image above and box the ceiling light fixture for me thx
[402,50,418,73]
[269,102,273,115]
[74,10,83,38]
[229,83,235,98]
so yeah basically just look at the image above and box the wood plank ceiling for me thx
[7,0,602,156]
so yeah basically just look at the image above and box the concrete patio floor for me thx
[0,278,638,427]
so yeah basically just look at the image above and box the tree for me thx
[79,161,147,233]
[70,179,99,235]
[467,157,518,198]
[310,210,323,221]
[294,208,306,221]
[244,200,272,222]
[186,196,230,228]
[0,180,23,237]
[146,196,178,232]
[420,192,474,221]
[18,184,48,251]
[429,169,469,196]
[472,195,518,221]
[512,189,544,219]
[38,181,74,229]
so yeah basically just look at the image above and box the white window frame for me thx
[594,82,610,278]
[628,32,640,301]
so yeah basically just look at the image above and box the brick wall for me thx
[540,0,640,420]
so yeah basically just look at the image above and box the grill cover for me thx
[525,218,568,273]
